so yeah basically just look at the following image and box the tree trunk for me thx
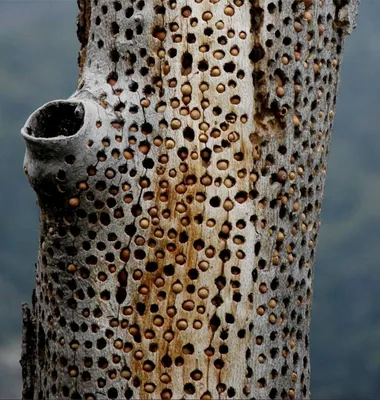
[20,0,359,399]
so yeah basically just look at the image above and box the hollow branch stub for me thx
[22,100,97,209]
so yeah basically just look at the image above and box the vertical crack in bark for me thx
[21,302,36,400]
[250,0,286,145]
[76,0,92,87]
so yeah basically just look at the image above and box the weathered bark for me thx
[21,0,359,399]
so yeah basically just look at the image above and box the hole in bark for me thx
[183,126,195,141]
[210,314,221,332]
[269,388,278,399]
[161,354,172,368]
[184,383,195,394]
[116,287,127,304]
[113,1,122,11]
[181,52,193,75]
[107,388,118,399]
[111,22,120,35]
[183,343,195,354]
[249,44,265,62]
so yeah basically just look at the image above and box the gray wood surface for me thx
[21,0,359,398]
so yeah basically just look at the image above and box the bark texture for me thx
[21,0,359,399]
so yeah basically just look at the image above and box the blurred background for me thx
[0,1,379,398]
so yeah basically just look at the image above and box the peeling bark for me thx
[77,0,92,86]
[21,1,359,399]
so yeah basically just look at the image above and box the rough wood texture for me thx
[21,0,359,399]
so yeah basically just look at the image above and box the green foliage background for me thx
[0,2,379,398]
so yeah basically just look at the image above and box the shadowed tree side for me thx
[20,0,359,399]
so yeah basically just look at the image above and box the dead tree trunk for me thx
[21,0,359,399]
